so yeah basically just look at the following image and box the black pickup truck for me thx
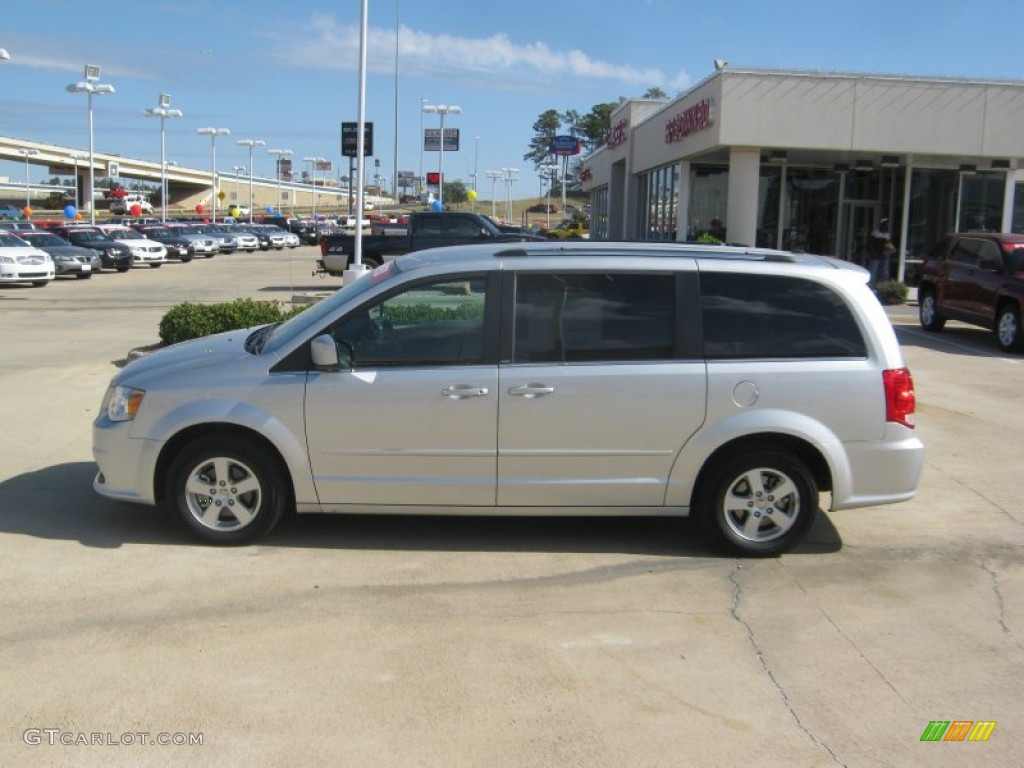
[316,211,543,275]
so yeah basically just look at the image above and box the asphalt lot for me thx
[1,248,1022,767]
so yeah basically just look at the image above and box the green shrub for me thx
[158,298,307,345]
[875,280,909,306]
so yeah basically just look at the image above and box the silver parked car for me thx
[92,242,925,556]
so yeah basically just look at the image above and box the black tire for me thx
[165,435,288,545]
[363,254,383,269]
[117,266,131,273]
[31,280,49,287]
[180,256,193,263]
[995,304,1024,353]
[151,263,162,269]
[696,449,818,557]
[76,272,92,279]
[918,289,946,332]
[206,253,216,259]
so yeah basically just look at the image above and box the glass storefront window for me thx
[589,186,609,240]
[907,169,958,259]
[637,164,679,241]
[688,165,728,241]
[1013,182,1024,234]
[784,170,839,255]
[959,171,1004,232]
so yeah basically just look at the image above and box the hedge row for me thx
[158,298,308,345]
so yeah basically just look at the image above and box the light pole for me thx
[486,170,501,218]
[541,162,557,229]
[302,156,326,219]
[66,65,115,225]
[18,149,38,210]
[196,127,229,221]
[144,94,183,222]
[231,165,246,213]
[418,96,428,197]
[267,148,292,214]
[236,139,264,223]
[69,151,86,214]
[422,103,461,208]
[502,167,519,222]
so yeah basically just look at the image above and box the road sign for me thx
[341,122,373,157]
[424,128,460,152]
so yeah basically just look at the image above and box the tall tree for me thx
[523,109,562,171]
[643,87,668,99]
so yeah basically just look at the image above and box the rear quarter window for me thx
[700,273,867,359]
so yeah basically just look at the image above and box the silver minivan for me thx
[93,242,925,556]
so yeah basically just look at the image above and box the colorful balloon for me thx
[130,204,142,217]
[431,200,443,212]
[195,204,205,214]
[63,205,77,219]
[22,206,32,218]
[467,190,477,201]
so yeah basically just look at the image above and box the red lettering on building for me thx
[665,98,714,143]
[607,119,628,148]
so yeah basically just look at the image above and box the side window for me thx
[701,273,867,359]
[415,217,443,235]
[950,239,982,266]
[976,240,1002,268]
[330,276,488,367]
[447,217,483,238]
[513,273,676,363]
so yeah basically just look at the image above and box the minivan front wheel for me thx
[698,450,818,557]
[166,436,286,544]
[995,304,1024,353]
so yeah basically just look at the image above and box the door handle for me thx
[441,385,489,399]
[508,383,556,398]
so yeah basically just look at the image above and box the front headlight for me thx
[0,255,14,264]
[102,385,146,422]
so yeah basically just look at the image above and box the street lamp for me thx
[196,127,229,221]
[501,167,519,222]
[302,156,326,219]
[144,94,183,222]
[68,151,86,213]
[418,96,428,197]
[422,103,461,207]
[18,149,38,209]
[231,165,246,212]
[66,65,115,225]
[267,148,292,214]
[541,162,558,229]
[236,138,265,223]
[486,170,501,219]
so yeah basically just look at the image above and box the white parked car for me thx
[96,225,167,267]
[0,232,54,286]
[109,194,154,215]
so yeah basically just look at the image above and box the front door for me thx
[841,202,877,265]
[304,274,498,507]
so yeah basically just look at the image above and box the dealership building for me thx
[580,67,1024,281]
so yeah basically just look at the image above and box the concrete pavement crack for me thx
[729,562,847,767]
[979,557,1024,653]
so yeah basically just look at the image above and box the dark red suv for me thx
[918,232,1024,352]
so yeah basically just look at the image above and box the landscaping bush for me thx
[875,280,909,306]
[158,298,307,345]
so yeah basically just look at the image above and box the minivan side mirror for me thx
[310,334,352,371]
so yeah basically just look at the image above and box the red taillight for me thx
[319,237,327,256]
[882,368,916,428]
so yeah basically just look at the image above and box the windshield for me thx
[0,233,30,246]
[21,233,64,246]
[69,231,111,244]
[106,228,144,240]
[261,261,405,355]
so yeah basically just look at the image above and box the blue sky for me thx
[2,0,1024,202]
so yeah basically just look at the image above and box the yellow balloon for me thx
[467,189,477,201]
[217,190,226,201]
[229,207,240,217]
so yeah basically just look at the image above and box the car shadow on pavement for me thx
[893,324,1004,357]
[0,461,842,557]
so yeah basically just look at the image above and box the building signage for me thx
[607,119,628,149]
[550,135,582,156]
[424,128,460,152]
[665,98,714,143]
[341,121,373,157]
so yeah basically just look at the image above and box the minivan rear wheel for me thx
[697,450,818,557]
[166,436,287,544]
[919,290,946,332]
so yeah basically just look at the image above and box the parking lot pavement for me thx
[1,254,1022,767]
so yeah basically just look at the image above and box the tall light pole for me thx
[236,138,264,224]
[541,162,557,229]
[18,149,38,210]
[69,151,86,214]
[422,103,461,208]
[66,65,115,225]
[502,167,519,222]
[267,148,292,215]
[196,127,229,221]
[231,165,246,213]
[486,170,501,218]
[303,156,326,219]
[144,94,183,222]
[418,96,428,198]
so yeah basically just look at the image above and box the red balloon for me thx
[195,204,205,214]
[130,204,142,217]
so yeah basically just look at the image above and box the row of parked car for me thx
[0,218,302,287]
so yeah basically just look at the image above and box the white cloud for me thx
[275,14,681,89]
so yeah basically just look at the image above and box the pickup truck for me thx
[316,211,544,274]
